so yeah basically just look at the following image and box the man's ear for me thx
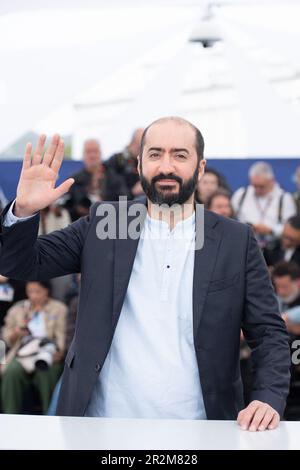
[198,159,206,181]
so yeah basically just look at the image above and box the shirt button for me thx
[95,363,101,372]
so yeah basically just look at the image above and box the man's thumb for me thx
[54,178,75,198]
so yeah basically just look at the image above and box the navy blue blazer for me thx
[0,200,291,418]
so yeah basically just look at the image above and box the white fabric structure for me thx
[1,0,300,158]
[0,414,299,450]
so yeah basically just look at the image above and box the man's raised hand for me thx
[15,134,74,217]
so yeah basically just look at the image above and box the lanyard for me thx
[254,194,273,222]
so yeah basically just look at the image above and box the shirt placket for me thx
[160,231,173,302]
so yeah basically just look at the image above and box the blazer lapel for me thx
[193,208,222,342]
[112,201,147,326]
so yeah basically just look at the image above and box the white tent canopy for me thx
[1,0,300,159]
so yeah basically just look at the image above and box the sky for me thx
[1,0,300,159]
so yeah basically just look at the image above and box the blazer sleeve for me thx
[242,226,291,417]
[0,202,92,281]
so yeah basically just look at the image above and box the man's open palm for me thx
[15,134,74,217]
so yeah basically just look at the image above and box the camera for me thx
[16,336,57,373]
[35,338,57,371]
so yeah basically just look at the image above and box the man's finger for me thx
[267,412,280,430]
[237,401,261,430]
[22,143,32,172]
[42,134,60,166]
[32,134,46,165]
[248,405,269,431]
[257,409,276,431]
[50,138,65,174]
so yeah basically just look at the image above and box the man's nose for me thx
[158,156,175,174]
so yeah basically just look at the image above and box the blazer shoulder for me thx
[204,209,250,240]
[89,200,122,216]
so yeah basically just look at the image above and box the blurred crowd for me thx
[1,130,300,418]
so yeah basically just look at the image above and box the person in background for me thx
[206,189,235,218]
[0,275,26,328]
[264,216,300,269]
[281,305,300,420]
[272,262,300,313]
[64,139,107,221]
[195,167,231,206]
[282,306,300,337]
[105,128,144,201]
[232,162,296,248]
[0,186,8,214]
[47,274,80,416]
[272,262,300,419]
[293,166,300,214]
[1,280,67,414]
[38,202,73,302]
[39,202,71,236]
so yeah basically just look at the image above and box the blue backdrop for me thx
[0,158,299,201]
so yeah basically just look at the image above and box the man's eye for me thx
[149,153,160,158]
[176,154,187,159]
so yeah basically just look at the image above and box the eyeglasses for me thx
[252,184,268,190]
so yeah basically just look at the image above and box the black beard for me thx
[140,169,199,206]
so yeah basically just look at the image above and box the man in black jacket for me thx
[0,118,290,430]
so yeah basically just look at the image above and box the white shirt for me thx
[232,183,296,236]
[4,203,206,420]
[3,200,36,227]
[284,248,295,262]
[27,311,47,338]
[85,212,206,419]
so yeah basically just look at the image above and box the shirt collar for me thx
[144,211,195,239]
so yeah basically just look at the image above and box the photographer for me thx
[232,161,296,248]
[0,185,8,215]
[1,281,67,414]
[105,128,144,201]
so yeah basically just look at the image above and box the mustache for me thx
[151,173,183,186]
